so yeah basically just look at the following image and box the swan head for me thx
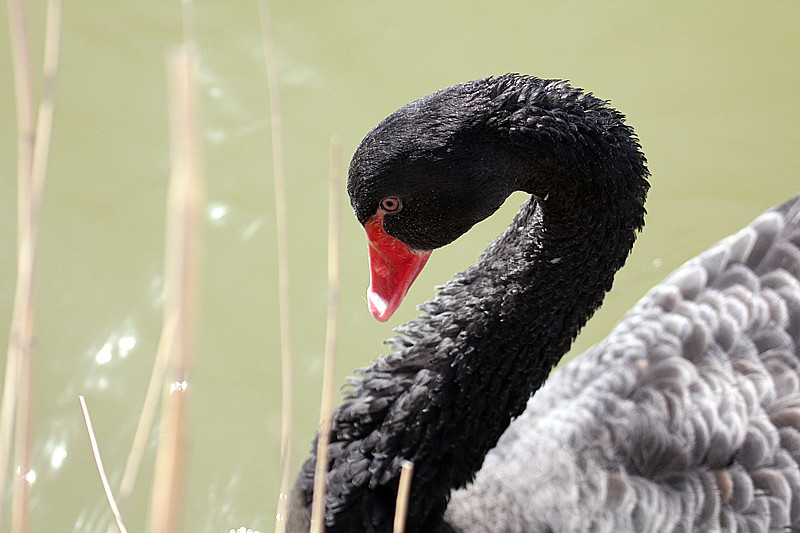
[347,74,649,322]
[347,79,515,321]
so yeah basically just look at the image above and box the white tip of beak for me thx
[367,289,390,321]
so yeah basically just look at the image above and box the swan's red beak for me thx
[364,214,431,321]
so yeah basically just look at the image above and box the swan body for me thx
[446,194,800,532]
[287,74,800,532]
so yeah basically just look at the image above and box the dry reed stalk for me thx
[1,1,62,530]
[79,396,130,533]
[0,1,36,522]
[109,2,198,525]
[257,2,295,530]
[109,315,177,531]
[393,461,414,533]
[146,46,204,533]
[308,138,343,532]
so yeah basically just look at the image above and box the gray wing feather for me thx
[446,194,800,532]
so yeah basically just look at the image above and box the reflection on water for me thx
[94,332,137,365]
[0,2,798,532]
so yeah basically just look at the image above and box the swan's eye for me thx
[380,197,402,213]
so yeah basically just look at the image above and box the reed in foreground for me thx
[146,45,205,533]
[79,396,129,533]
[257,2,295,530]
[0,0,63,530]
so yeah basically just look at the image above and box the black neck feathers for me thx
[290,74,650,532]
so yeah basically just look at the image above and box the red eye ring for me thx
[380,196,402,212]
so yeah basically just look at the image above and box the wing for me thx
[446,193,800,532]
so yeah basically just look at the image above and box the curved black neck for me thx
[290,76,649,532]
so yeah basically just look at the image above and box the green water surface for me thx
[0,2,798,531]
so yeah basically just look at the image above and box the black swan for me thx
[287,74,800,532]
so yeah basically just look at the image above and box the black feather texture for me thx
[446,194,800,532]
[289,75,800,532]
[288,74,650,532]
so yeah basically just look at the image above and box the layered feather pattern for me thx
[446,194,800,532]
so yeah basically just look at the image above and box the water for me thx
[0,2,798,531]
